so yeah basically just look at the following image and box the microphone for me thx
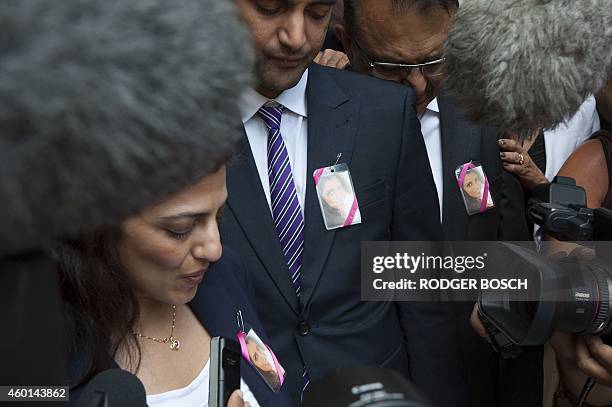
[0,0,254,255]
[443,0,611,138]
[76,369,146,407]
[303,367,433,407]
[0,0,253,390]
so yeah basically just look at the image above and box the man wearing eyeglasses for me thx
[335,0,528,240]
[330,1,541,406]
[340,3,448,115]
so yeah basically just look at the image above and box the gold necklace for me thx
[132,305,180,351]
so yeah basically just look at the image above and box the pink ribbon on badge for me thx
[313,168,359,227]
[313,167,325,183]
[343,197,359,226]
[456,162,490,213]
[237,331,285,386]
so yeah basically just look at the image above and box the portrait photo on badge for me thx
[244,329,285,393]
[315,169,361,230]
[455,164,494,216]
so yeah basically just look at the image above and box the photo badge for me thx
[236,312,286,393]
[455,162,494,216]
[313,162,361,230]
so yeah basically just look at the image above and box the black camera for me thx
[477,177,612,357]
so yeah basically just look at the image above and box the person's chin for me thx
[260,61,308,92]
[169,289,197,306]
[170,276,202,303]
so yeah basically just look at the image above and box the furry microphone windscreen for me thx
[443,0,612,138]
[0,0,253,255]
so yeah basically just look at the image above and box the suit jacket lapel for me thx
[226,134,301,314]
[300,65,359,308]
[438,93,482,240]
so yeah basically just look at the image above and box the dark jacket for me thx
[221,64,468,407]
[437,93,530,242]
[437,93,541,407]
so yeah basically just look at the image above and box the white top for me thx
[239,69,309,215]
[146,360,260,407]
[543,94,600,180]
[419,97,443,222]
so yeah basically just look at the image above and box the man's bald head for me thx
[344,0,458,38]
[339,0,458,113]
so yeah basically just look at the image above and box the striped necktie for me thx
[258,104,305,296]
[257,104,311,395]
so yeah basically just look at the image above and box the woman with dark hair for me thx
[57,167,292,407]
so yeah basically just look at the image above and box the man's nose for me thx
[403,68,428,95]
[278,13,307,52]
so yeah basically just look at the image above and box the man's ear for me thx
[334,24,354,64]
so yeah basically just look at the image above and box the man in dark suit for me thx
[335,0,539,406]
[221,0,468,406]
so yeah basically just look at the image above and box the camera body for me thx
[529,176,612,244]
[478,177,612,356]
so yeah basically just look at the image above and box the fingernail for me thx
[500,152,505,158]
[498,139,505,146]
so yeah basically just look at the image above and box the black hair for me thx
[54,228,142,388]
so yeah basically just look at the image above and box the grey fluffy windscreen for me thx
[443,0,612,138]
[0,0,254,254]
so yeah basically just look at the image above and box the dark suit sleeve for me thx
[391,92,469,407]
[498,171,532,240]
[480,131,532,241]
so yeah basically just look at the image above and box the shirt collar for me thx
[239,69,309,124]
[426,97,439,114]
[417,97,439,121]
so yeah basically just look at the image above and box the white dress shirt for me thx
[419,97,443,221]
[239,70,309,215]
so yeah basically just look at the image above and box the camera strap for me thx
[478,309,524,359]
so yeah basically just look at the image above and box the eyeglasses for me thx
[353,39,445,81]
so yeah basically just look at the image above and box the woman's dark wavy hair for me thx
[54,228,142,387]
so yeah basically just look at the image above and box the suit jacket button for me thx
[297,321,310,336]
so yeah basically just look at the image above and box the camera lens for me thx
[478,243,612,346]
